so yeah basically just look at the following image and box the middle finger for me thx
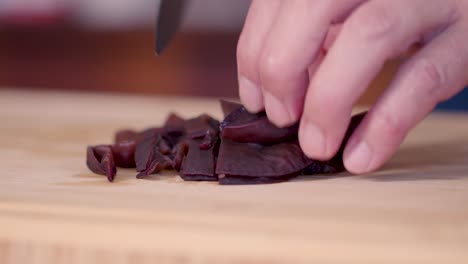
[259,0,365,127]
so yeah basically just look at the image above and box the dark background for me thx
[0,0,465,109]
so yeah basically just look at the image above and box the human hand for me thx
[236,0,468,173]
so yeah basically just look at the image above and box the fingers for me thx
[299,0,457,160]
[344,19,468,173]
[323,24,343,51]
[306,24,343,79]
[237,0,282,113]
[259,0,364,127]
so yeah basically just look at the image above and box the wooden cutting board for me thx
[0,88,467,264]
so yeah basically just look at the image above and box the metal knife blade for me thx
[155,0,187,55]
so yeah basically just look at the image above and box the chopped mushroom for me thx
[86,101,366,184]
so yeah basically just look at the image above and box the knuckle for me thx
[407,58,446,102]
[373,109,407,140]
[236,33,262,78]
[347,3,399,42]
[236,39,254,71]
[314,96,335,117]
[302,98,340,138]
[258,51,292,93]
[259,52,286,80]
[304,83,346,115]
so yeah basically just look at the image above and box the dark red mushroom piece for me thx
[216,139,312,184]
[85,99,367,185]
[86,145,117,182]
[135,130,172,178]
[180,115,220,181]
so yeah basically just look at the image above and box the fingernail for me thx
[345,140,372,173]
[263,91,293,127]
[238,76,264,113]
[299,120,326,158]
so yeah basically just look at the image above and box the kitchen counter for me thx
[1,88,467,264]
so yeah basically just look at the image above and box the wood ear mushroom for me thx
[86,101,366,184]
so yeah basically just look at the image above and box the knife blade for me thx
[155,0,187,55]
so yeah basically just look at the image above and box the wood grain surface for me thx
[0,88,467,264]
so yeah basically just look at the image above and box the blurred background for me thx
[0,0,466,108]
[0,0,250,98]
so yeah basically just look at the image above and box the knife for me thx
[155,0,187,55]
